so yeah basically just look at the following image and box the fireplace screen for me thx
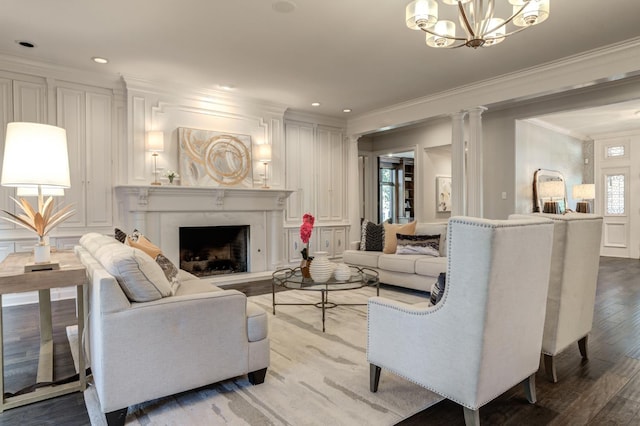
[179,225,249,277]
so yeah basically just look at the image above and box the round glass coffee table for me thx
[272,266,379,332]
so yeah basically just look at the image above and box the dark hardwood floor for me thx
[0,256,638,425]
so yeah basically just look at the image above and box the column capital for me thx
[467,106,488,116]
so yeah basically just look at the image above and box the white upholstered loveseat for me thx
[342,222,448,292]
[75,233,270,426]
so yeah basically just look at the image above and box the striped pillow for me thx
[360,220,385,251]
[395,234,440,256]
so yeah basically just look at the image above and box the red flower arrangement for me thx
[300,213,315,260]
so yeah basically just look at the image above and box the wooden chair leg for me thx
[578,335,589,360]
[463,407,480,426]
[543,354,558,383]
[105,408,127,426]
[370,364,381,392]
[523,373,537,403]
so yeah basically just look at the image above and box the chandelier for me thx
[406,0,550,49]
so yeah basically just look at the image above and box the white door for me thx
[595,137,640,258]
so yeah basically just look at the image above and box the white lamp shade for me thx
[146,131,164,152]
[538,180,565,198]
[426,20,456,48]
[16,186,65,197]
[1,122,70,188]
[256,144,272,163]
[573,184,595,200]
[406,0,438,30]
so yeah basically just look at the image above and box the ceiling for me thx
[1,0,640,133]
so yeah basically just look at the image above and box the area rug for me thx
[69,286,443,425]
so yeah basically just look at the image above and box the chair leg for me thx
[370,364,381,392]
[248,367,267,385]
[105,408,127,426]
[523,373,537,403]
[578,335,589,360]
[543,354,558,383]
[463,407,480,426]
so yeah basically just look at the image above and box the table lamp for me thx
[538,180,565,214]
[573,184,595,213]
[256,143,272,188]
[146,131,164,186]
[0,122,75,265]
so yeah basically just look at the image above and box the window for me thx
[606,146,625,158]
[606,174,625,215]
[379,168,395,222]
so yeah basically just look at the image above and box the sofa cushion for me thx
[174,279,223,296]
[415,256,447,277]
[247,302,269,342]
[383,221,417,254]
[95,244,174,302]
[396,234,440,256]
[343,249,380,269]
[415,222,448,256]
[360,219,386,251]
[378,253,420,274]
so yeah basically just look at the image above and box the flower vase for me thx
[309,251,333,283]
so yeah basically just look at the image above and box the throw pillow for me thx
[117,228,181,289]
[395,234,440,256]
[114,228,127,243]
[97,245,173,302]
[429,272,446,306]
[383,221,417,254]
[360,219,386,251]
[127,235,162,259]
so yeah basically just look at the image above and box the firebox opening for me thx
[179,225,249,277]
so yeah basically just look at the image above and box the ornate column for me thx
[466,107,487,218]
[346,136,361,244]
[450,111,467,216]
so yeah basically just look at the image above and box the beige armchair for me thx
[368,217,555,426]
[512,213,603,382]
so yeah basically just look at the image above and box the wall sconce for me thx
[146,131,164,186]
[256,143,272,189]
[539,180,565,214]
[573,184,595,213]
[0,122,75,266]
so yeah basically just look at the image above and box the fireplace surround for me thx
[115,186,293,279]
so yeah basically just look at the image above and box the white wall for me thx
[514,121,584,214]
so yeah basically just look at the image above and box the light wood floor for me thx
[0,256,638,425]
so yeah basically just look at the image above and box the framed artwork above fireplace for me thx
[178,127,253,188]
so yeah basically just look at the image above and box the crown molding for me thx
[123,75,289,117]
[284,109,347,129]
[525,118,592,142]
[0,51,123,90]
[347,37,640,137]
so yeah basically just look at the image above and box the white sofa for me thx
[342,222,448,292]
[75,233,270,426]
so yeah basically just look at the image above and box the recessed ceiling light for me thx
[217,84,236,91]
[343,108,352,113]
[311,102,320,107]
[92,57,108,64]
[16,40,36,48]
[272,1,296,13]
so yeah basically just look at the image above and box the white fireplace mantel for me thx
[115,185,294,213]
[115,185,294,278]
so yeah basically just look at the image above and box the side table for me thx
[0,250,87,412]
